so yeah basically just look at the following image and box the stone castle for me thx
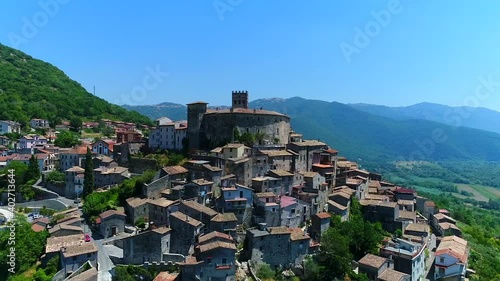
[187,91,291,150]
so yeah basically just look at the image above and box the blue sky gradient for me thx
[1,1,500,109]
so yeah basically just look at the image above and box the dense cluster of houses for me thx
[2,105,471,281]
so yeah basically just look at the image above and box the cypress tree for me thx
[83,148,94,198]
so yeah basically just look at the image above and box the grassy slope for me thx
[0,43,152,126]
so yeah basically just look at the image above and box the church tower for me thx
[232,90,248,109]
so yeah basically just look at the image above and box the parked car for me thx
[74,198,81,204]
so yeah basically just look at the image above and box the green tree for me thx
[256,263,275,280]
[54,131,81,148]
[69,117,82,132]
[0,215,48,276]
[83,148,94,199]
[25,154,41,182]
[318,227,352,279]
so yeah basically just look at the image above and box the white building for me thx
[434,236,469,281]
[380,238,426,281]
[19,135,47,149]
[148,120,187,151]
[0,121,21,135]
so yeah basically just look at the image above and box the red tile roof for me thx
[315,212,331,219]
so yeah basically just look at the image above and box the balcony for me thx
[215,262,233,270]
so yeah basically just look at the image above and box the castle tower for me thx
[232,91,248,109]
[187,101,208,151]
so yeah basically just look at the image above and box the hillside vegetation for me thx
[0,43,152,127]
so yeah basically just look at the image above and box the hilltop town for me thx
[0,92,472,281]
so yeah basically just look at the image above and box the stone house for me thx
[96,210,126,238]
[221,143,250,159]
[179,200,218,229]
[184,160,222,184]
[149,197,177,227]
[125,197,150,225]
[253,192,281,227]
[144,174,171,199]
[358,253,411,281]
[117,130,142,143]
[184,179,214,204]
[245,225,310,268]
[170,212,204,256]
[398,199,415,212]
[49,224,83,237]
[358,254,392,281]
[65,166,85,199]
[404,223,430,243]
[360,200,399,232]
[60,241,98,277]
[225,156,253,187]
[287,140,328,172]
[327,200,349,222]
[219,183,253,224]
[309,212,330,243]
[267,170,294,195]
[209,213,238,238]
[179,231,237,281]
[160,165,189,183]
[122,227,172,264]
[93,165,130,189]
[394,187,416,201]
[252,176,282,195]
[257,149,294,171]
[434,236,469,281]
[279,196,310,228]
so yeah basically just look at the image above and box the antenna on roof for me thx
[93,85,96,96]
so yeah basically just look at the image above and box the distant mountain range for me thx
[349,102,500,134]
[124,97,500,164]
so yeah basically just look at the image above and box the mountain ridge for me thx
[123,96,500,164]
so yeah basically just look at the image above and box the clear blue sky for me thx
[2,0,500,109]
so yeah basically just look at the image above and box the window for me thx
[222,258,227,264]
[440,257,445,263]
[207,257,212,264]
[87,253,91,258]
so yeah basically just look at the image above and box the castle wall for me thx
[201,113,291,148]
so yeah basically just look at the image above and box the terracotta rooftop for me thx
[265,226,290,235]
[62,241,98,258]
[45,234,84,254]
[433,213,456,223]
[327,200,348,211]
[198,231,233,244]
[398,210,416,221]
[358,253,387,269]
[405,223,429,233]
[397,199,414,205]
[289,228,310,241]
[198,241,236,253]
[153,272,179,281]
[290,140,327,147]
[149,197,175,208]
[255,192,276,198]
[170,211,203,227]
[269,167,293,177]
[66,166,85,173]
[49,224,83,234]
[32,224,46,232]
[126,197,150,208]
[222,143,245,149]
[191,178,215,186]
[300,171,318,178]
[315,212,331,219]
[211,212,237,222]
[259,150,292,157]
[99,210,126,220]
[181,200,218,217]
[378,269,409,281]
[435,235,468,263]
